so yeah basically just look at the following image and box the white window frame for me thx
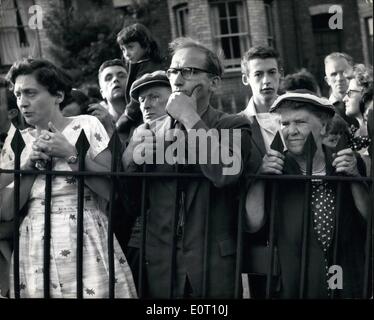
[174,3,189,37]
[0,0,41,67]
[209,0,250,71]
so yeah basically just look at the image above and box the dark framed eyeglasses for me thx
[346,89,361,98]
[166,67,217,80]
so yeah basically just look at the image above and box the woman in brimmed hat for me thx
[246,91,370,298]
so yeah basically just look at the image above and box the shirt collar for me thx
[243,96,279,118]
[329,94,340,105]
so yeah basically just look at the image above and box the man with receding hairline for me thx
[125,37,252,298]
[324,52,358,128]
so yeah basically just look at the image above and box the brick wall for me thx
[357,0,373,65]
[166,0,266,113]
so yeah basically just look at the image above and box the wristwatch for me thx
[66,154,78,164]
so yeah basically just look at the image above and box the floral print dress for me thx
[1,115,137,298]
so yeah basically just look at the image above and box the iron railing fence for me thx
[0,129,372,299]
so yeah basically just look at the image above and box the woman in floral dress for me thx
[0,58,137,298]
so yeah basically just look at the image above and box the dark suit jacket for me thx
[143,106,252,298]
[275,149,366,298]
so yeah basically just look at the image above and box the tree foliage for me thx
[44,0,163,87]
[44,3,123,86]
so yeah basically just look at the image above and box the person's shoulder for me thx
[71,114,102,124]
[211,108,251,130]
[137,59,165,75]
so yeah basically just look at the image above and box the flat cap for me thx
[130,70,171,101]
[269,90,335,116]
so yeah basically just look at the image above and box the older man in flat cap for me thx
[121,70,171,293]
[246,90,370,298]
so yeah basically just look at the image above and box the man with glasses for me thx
[127,37,252,298]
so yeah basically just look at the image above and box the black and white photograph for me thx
[0,0,372,316]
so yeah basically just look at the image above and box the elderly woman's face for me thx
[279,107,326,156]
[13,74,62,129]
[343,78,362,118]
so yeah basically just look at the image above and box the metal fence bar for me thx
[107,131,122,298]
[363,173,373,298]
[2,168,372,182]
[234,179,245,299]
[10,129,25,299]
[266,182,277,298]
[169,162,180,299]
[331,182,342,299]
[43,159,52,298]
[202,181,211,297]
[138,165,148,298]
[266,132,284,298]
[299,133,316,298]
[75,131,90,299]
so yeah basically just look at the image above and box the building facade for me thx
[0,0,372,112]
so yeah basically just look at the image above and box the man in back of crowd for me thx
[324,52,358,128]
[89,59,129,138]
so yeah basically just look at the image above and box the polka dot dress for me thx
[311,180,336,293]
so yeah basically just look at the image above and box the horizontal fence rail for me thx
[0,129,372,299]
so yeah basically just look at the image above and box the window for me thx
[174,4,189,37]
[365,17,373,63]
[311,13,342,57]
[209,0,249,70]
[311,12,342,96]
[264,0,276,48]
[0,0,41,67]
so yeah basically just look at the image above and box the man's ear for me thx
[99,87,105,100]
[242,74,249,86]
[7,108,18,120]
[55,91,65,105]
[209,76,221,93]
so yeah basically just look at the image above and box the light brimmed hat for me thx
[130,70,171,101]
[269,90,335,116]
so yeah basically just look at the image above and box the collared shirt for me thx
[328,94,340,105]
[241,97,281,152]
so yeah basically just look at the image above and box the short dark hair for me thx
[241,46,282,75]
[326,113,349,135]
[169,37,224,78]
[281,69,320,95]
[98,59,127,80]
[117,23,163,63]
[61,89,90,114]
[6,58,72,96]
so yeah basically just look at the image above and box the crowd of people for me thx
[0,22,372,299]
